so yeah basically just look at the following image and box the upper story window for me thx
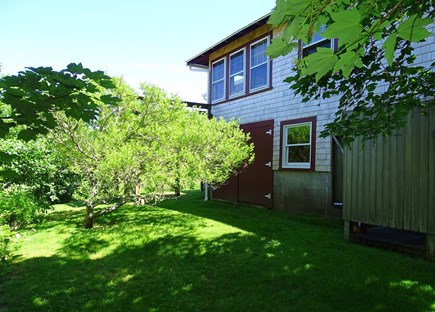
[301,25,334,57]
[211,58,225,102]
[229,49,245,98]
[250,37,269,91]
[280,117,316,170]
[209,35,271,104]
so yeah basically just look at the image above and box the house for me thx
[186,13,434,258]
[186,13,342,218]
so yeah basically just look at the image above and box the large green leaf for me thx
[268,0,312,27]
[284,0,311,16]
[301,48,338,81]
[266,38,298,58]
[333,51,362,77]
[397,14,432,42]
[382,33,397,66]
[322,9,362,45]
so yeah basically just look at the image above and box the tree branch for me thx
[93,199,128,218]
[368,0,403,37]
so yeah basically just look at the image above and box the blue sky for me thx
[1,0,275,102]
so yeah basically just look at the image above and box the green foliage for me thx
[0,225,14,261]
[160,108,254,193]
[53,80,253,227]
[285,41,434,143]
[0,188,50,230]
[0,63,120,141]
[0,136,80,203]
[267,0,435,143]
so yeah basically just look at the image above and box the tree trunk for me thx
[135,183,144,205]
[174,176,181,197]
[84,203,95,228]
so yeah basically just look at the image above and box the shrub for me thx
[0,188,51,230]
[0,225,14,261]
[0,137,80,204]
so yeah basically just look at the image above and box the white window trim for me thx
[229,48,246,98]
[249,37,270,92]
[282,122,313,169]
[211,57,226,103]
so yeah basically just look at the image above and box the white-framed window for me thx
[229,49,245,97]
[301,25,334,57]
[250,37,269,91]
[209,35,271,103]
[211,58,225,102]
[281,117,316,170]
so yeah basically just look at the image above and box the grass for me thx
[0,190,434,312]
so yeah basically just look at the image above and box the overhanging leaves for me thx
[267,38,298,58]
[397,14,432,42]
[333,50,362,77]
[268,0,311,27]
[268,0,434,142]
[0,63,120,140]
[322,9,362,45]
[383,33,398,66]
[301,48,338,81]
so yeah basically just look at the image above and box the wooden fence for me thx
[343,106,435,259]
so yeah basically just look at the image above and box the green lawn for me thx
[1,190,434,312]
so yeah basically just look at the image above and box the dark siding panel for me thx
[344,106,434,235]
[374,139,384,225]
[411,112,421,232]
[380,138,391,227]
[428,107,435,235]
[368,140,377,225]
[343,142,353,221]
[403,112,413,231]
[418,111,429,233]
[389,131,398,228]
[395,126,405,230]
[353,141,367,222]
[350,140,361,221]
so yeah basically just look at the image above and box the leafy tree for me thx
[0,63,120,140]
[267,0,435,143]
[0,63,121,204]
[53,81,253,228]
[166,108,254,195]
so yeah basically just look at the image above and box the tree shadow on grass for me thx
[2,211,435,311]
[2,191,434,311]
[1,233,435,312]
[33,209,84,231]
[156,190,342,240]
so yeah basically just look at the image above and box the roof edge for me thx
[186,12,272,67]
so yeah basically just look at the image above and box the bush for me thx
[0,188,50,230]
[0,225,15,261]
[0,137,80,204]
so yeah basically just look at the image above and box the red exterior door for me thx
[213,120,274,208]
